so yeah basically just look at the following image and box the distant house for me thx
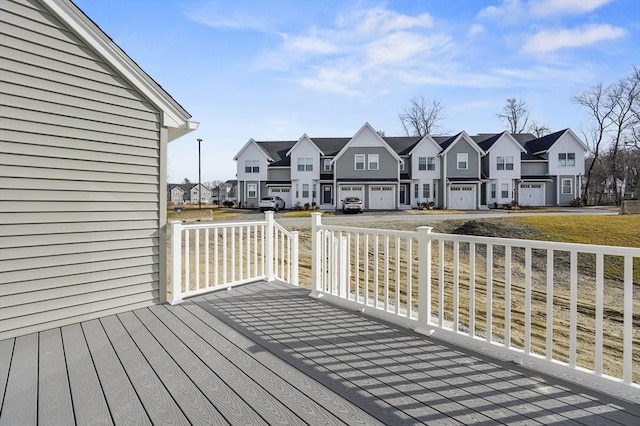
[167,183,212,204]
[211,180,238,204]
[233,123,587,210]
[0,0,197,340]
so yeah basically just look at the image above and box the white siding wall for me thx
[410,139,440,179]
[0,0,163,339]
[487,135,522,179]
[236,143,268,182]
[548,133,586,176]
[289,137,320,181]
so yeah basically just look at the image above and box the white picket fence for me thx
[169,211,298,304]
[310,213,639,397]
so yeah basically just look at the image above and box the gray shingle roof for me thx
[524,129,567,154]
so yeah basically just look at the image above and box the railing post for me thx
[291,231,299,286]
[310,212,322,297]
[416,226,433,334]
[265,211,274,281]
[169,221,183,305]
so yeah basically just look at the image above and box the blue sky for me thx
[75,0,640,183]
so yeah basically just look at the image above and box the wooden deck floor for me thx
[1,282,638,425]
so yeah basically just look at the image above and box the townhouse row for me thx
[233,123,587,210]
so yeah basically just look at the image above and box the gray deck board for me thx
[1,281,639,425]
[61,323,113,426]
[81,319,150,425]
[0,334,37,426]
[0,339,14,411]
[38,329,75,426]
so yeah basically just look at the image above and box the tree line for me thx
[398,66,639,205]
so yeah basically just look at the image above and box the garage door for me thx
[269,187,291,208]
[448,185,475,210]
[339,186,364,204]
[519,183,545,207]
[369,186,395,210]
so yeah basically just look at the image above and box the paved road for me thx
[219,207,618,228]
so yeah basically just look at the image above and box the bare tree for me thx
[573,83,615,203]
[528,120,550,137]
[498,97,530,133]
[398,96,445,136]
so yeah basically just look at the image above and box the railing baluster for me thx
[469,242,475,337]
[524,246,532,355]
[231,227,236,283]
[384,235,389,312]
[504,245,511,348]
[623,255,633,384]
[438,239,444,328]
[453,240,459,332]
[355,233,360,303]
[184,229,190,291]
[204,229,209,289]
[569,250,578,368]
[486,244,493,343]
[546,249,553,360]
[195,229,200,292]
[222,228,227,284]
[395,236,400,314]
[406,236,412,319]
[364,234,369,307]
[595,253,604,375]
[238,226,243,281]
[214,228,219,286]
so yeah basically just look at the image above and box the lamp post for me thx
[197,138,203,212]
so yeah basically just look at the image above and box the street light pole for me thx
[197,138,203,212]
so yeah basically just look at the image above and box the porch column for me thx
[310,212,322,297]
[416,226,433,334]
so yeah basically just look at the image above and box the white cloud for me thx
[468,24,485,37]
[280,33,341,55]
[523,24,627,53]
[529,0,612,17]
[353,7,434,34]
[365,32,450,65]
[478,0,612,22]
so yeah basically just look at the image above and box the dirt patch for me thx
[451,219,543,240]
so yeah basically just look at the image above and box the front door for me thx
[400,185,406,204]
[322,185,332,204]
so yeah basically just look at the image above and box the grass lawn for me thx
[167,207,243,222]
[282,210,334,218]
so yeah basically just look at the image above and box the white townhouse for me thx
[233,123,588,211]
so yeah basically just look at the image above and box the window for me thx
[559,153,576,167]
[418,157,427,171]
[302,184,309,198]
[427,157,435,171]
[247,184,257,198]
[497,156,514,170]
[297,158,313,172]
[323,159,332,171]
[501,183,509,198]
[400,160,405,171]
[562,179,572,194]
[414,183,419,198]
[245,160,259,173]
[368,154,379,170]
[355,154,365,170]
[491,183,496,199]
[457,153,468,170]
[423,183,430,199]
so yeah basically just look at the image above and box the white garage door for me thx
[269,187,292,208]
[519,184,545,207]
[369,186,395,210]
[339,186,364,204]
[448,185,475,210]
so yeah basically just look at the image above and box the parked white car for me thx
[259,196,285,212]
[342,197,363,213]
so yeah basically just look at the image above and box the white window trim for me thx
[368,154,379,170]
[561,178,572,195]
[323,159,332,171]
[355,154,365,170]
[457,153,468,170]
[427,157,435,171]
[247,183,257,198]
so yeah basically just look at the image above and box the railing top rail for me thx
[429,231,640,256]
[318,224,417,238]
[273,221,295,238]
[175,220,267,230]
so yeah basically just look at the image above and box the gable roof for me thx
[286,134,324,157]
[475,132,527,153]
[233,139,275,161]
[256,141,296,166]
[438,131,484,156]
[44,0,197,141]
[524,129,567,154]
[332,123,402,164]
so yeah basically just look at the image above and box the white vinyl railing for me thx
[170,211,298,304]
[310,212,639,396]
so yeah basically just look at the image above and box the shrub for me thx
[570,198,584,207]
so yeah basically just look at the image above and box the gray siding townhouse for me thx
[234,123,587,211]
[0,0,197,340]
